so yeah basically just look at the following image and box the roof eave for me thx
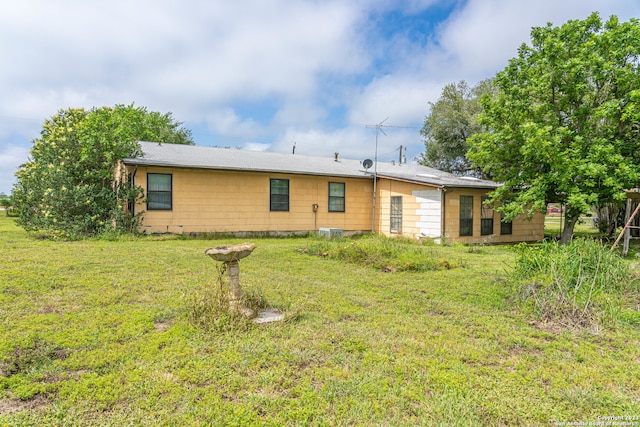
[121,158,372,179]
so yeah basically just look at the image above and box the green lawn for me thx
[544,215,601,238]
[1,216,639,426]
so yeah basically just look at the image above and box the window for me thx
[459,195,473,236]
[328,182,345,212]
[500,212,512,235]
[270,179,289,211]
[147,173,172,210]
[481,196,494,235]
[390,196,402,233]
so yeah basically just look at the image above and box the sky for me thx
[1,0,639,195]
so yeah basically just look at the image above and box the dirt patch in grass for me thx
[0,394,51,415]
[153,320,172,332]
[528,320,569,335]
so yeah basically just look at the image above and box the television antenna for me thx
[365,118,417,232]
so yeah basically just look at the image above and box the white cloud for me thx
[205,108,264,138]
[242,142,270,152]
[344,0,640,149]
[347,75,441,127]
[431,0,640,80]
[273,125,422,165]
[1,0,368,121]
[0,145,30,194]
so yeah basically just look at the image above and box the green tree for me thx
[468,13,640,244]
[0,192,11,216]
[419,79,495,175]
[12,104,193,237]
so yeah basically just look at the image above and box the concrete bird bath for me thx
[205,243,256,317]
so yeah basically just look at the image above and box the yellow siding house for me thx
[120,142,543,244]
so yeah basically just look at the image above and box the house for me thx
[119,141,544,244]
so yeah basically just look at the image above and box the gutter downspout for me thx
[130,165,138,217]
[440,187,447,245]
[371,174,377,233]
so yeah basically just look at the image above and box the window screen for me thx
[481,196,494,235]
[270,179,289,211]
[500,212,513,235]
[328,182,345,212]
[147,173,172,210]
[459,195,473,236]
[390,196,402,233]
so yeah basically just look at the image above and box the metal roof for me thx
[123,141,500,189]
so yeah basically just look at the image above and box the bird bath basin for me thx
[205,243,256,262]
[205,243,256,317]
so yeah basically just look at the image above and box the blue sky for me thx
[1,0,639,195]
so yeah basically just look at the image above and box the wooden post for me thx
[611,199,640,253]
[622,198,633,257]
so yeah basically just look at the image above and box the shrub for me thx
[12,105,192,238]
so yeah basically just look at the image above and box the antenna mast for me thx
[365,118,417,233]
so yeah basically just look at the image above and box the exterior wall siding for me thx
[443,189,544,244]
[126,165,544,243]
[133,166,374,234]
[377,179,435,238]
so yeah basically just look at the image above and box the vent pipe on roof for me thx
[334,152,339,161]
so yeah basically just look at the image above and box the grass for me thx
[544,215,602,239]
[302,234,458,272]
[1,216,639,425]
[512,239,639,330]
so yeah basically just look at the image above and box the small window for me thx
[147,173,172,210]
[270,179,289,211]
[459,195,473,236]
[481,196,494,235]
[390,196,402,233]
[328,182,345,212]
[500,212,512,235]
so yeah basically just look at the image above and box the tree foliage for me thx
[468,13,640,244]
[12,104,193,237]
[0,193,12,217]
[419,79,495,175]
[0,193,10,207]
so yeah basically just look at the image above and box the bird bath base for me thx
[253,308,284,324]
[205,243,256,317]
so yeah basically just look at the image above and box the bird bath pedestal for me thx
[205,243,256,317]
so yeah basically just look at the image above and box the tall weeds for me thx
[512,239,634,329]
[303,234,455,272]
[184,263,267,332]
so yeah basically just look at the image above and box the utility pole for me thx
[365,119,417,233]
[399,145,403,165]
